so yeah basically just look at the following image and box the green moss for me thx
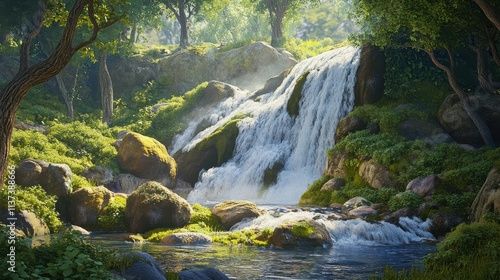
[287,71,310,117]
[291,221,316,238]
[388,192,424,211]
[299,175,333,206]
[188,204,224,231]
[98,196,127,232]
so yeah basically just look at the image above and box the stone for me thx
[358,160,394,189]
[0,210,50,236]
[120,252,166,280]
[161,232,212,245]
[335,115,367,142]
[384,207,417,225]
[252,68,291,98]
[323,150,351,179]
[82,166,114,185]
[116,132,177,186]
[438,93,500,147]
[212,200,263,230]
[342,197,372,213]
[15,159,73,197]
[354,44,385,106]
[125,181,192,233]
[61,225,90,235]
[68,186,114,230]
[320,178,346,192]
[112,173,149,194]
[107,56,157,100]
[430,211,463,238]
[470,167,500,222]
[269,219,332,248]
[178,267,230,280]
[398,117,451,143]
[348,205,378,217]
[406,174,440,198]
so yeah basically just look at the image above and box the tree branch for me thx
[19,0,46,72]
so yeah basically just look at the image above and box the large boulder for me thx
[211,200,263,230]
[106,173,149,194]
[358,160,395,189]
[179,268,230,280]
[406,174,440,198]
[438,93,500,147]
[81,166,114,185]
[0,210,50,236]
[157,41,296,94]
[429,211,463,238]
[320,178,346,192]
[125,181,192,233]
[342,197,372,213]
[323,150,351,179]
[398,117,453,144]
[68,186,114,230]
[107,56,157,100]
[116,132,177,186]
[120,252,166,280]
[15,159,73,197]
[161,232,212,245]
[269,219,332,248]
[354,44,385,106]
[470,167,500,222]
[335,115,367,142]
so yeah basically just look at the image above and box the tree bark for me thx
[426,50,496,147]
[178,0,189,49]
[266,0,288,47]
[55,73,75,119]
[0,0,121,182]
[471,45,496,94]
[474,0,500,32]
[99,52,113,125]
[130,21,137,43]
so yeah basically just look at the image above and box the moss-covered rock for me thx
[68,186,114,230]
[269,219,332,248]
[287,71,309,117]
[354,44,385,106]
[175,116,243,186]
[116,132,177,186]
[211,200,264,230]
[125,181,192,233]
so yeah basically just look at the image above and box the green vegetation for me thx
[97,196,127,232]
[0,185,63,233]
[387,192,424,212]
[291,221,316,238]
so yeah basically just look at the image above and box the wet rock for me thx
[125,182,192,233]
[212,200,264,230]
[323,150,351,179]
[342,197,372,213]
[406,174,440,198]
[348,205,378,217]
[269,219,332,248]
[161,232,212,245]
[179,267,230,280]
[120,252,166,280]
[470,167,500,222]
[384,207,417,225]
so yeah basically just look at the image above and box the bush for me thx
[388,192,424,211]
[0,185,63,233]
[97,196,127,232]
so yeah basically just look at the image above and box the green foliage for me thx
[149,82,209,145]
[299,175,333,206]
[291,221,315,238]
[211,229,270,246]
[431,192,477,218]
[284,38,346,60]
[388,192,424,211]
[0,229,126,279]
[188,204,224,231]
[97,196,127,232]
[0,185,63,233]
[16,86,67,125]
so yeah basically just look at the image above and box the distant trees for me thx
[350,0,499,146]
[0,0,124,182]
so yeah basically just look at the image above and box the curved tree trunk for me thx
[98,52,113,125]
[426,50,496,147]
[474,0,500,32]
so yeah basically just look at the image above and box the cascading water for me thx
[177,46,361,204]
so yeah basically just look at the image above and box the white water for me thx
[232,209,435,246]
[178,47,360,204]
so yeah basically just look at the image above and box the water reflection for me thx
[90,235,435,280]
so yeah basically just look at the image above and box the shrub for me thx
[388,192,424,211]
[0,185,63,233]
[97,196,127,232]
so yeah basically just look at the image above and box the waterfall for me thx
[177,46,360,204]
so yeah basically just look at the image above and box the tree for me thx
[0,0,123,182]
[250,0,319,47]
[350,0,498,147]
[159,0,227,49]
[474,0,500,32]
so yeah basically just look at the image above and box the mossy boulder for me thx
[211,200,264,230]
[269,219,332,248]
[287,71,309,117]
[175,117,243,186]
[161,232,212,244]
[358,159,395,189]
[116,132,177,186]
[68,186,114,230]
[470,167,500,222]
[125,182,192,233]
[354,44,385,106]
[16,159,73,197]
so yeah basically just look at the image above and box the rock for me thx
[320,178,346,192]
[161,232,212,245]
[470,167,500,222]
[0,210,50,236]
[82,166,114,185]
[116,132,177,186]
[329,203,344,211]
[384,207,417,225]
[342,197,372,213]
[125,181,192,233]
[68,186,114,230]
[175,118,241,186]
[406,174,440,198]
[252,68,291,98]
[199,80,238,105]
[430,211,463,238]
[438,93,500,147]
[358,160,394,189]
[348,205,378,217]
[107,56,157,100]
[335,115,367,142]
[323,150,351,179]
[120,252,166,280]
[15,159,73,197]
[212,200,263,230]
[14,120,47,134]
[110,173,149,194]
[354,44,385,106]
[398,117,452,144]
[61,225,90,235]
[269,219,332,248]
[178,267,230,280]
[157,41,296,94]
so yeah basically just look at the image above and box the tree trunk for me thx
[130,21,137,43]
[271,16,284,47]
[178,1,189,49]
[55,73,74,119]
[471,46,496,94]
[267,0,288,47]
[426,50,496,146]
[98,52,113,125]
[474,0,500,32]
